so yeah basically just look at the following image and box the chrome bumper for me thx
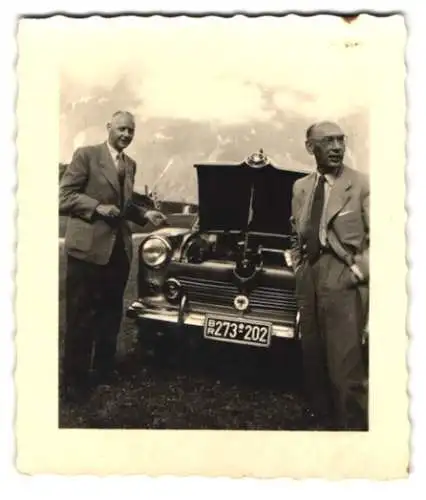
[126,300,296,339]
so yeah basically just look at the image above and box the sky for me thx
[58,15,373,201]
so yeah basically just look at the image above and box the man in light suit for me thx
[60,110,167,402]
[290,121,369,430]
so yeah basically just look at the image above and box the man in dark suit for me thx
[60,110,167,402]
[290,121,369,430]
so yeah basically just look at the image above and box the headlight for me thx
[141,236,171,268]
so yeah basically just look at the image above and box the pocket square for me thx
[338,210,354,217]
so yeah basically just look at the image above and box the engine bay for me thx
[181,230,293,269]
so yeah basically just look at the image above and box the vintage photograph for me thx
[16,14,408,477]
[57,15,370,432]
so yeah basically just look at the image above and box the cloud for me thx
[58,15,371,190]
[59,16,370,125]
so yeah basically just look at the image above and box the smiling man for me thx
[60,110,167,403]
[290,121,370,431]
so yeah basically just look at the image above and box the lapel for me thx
[325,166,353,224]
[98,142,120,194]
[297,172,317,232]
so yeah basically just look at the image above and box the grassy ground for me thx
[59,237,324,430]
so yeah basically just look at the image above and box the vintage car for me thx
[126,150,310,353]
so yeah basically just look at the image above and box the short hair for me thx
[306,121,342,140]
[111,110,135,121]
[306,124,317,140]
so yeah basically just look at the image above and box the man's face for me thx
[107,114,135,151]
[306,122,346,171]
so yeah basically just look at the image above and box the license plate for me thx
[203,315,272,348]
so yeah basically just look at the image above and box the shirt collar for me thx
[106,141,122,161]
[317,169,339,186]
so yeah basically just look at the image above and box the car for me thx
[126,149,310,356]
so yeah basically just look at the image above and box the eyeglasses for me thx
[313,135,347,147]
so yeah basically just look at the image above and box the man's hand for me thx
[145,210,168,227]
[95,204,121,218]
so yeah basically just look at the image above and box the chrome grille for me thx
[178,276,297,318]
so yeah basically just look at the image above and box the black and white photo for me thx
[16,14,408,478]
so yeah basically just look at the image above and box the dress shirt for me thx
[106,141,123,170]
[313,170,337,247]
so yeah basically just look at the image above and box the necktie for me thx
[306,174,326,262]
[116,153,126,208]
[117,153,126,181]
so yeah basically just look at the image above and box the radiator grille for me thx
[178,276,297,319]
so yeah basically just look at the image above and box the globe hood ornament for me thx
[245,148,270,168]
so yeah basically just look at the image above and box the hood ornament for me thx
[245,148,270,168]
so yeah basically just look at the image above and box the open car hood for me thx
[195,150,309,236]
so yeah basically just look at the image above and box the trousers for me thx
[295,251,368,430]
[62,233,130,389]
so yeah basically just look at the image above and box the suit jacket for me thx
[290,165,370,282]
[59,142,148,265]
